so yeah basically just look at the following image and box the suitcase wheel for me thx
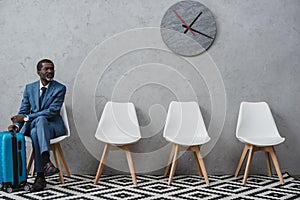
[24,184,30,191]
[6,187,13,193]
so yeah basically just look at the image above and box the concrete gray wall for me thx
[0,0,299,175]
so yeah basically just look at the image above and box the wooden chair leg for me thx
[235,144,249,177]
[164,144,175,177]
[168,144,179,185]
[265,152,272,176]
[268,146,284,184]
[31,162,35,177]
[94,144,109,184]
[194,146,209,185]
[193,150,203,177]
[27,149,34,176]
[51,144,64,184]
[242,145,254,185]
[57,143,71,177]
[123,145,137,185]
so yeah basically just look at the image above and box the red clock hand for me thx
[172,10,195,36]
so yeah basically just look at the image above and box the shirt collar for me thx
[39,80,49,90]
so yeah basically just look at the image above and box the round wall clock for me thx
[160,0,217,56]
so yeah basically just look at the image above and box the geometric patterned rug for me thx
[1,173,299,200]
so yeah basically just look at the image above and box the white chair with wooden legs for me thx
[93,102,141,185]
[163,101,211,185]
[234,102,285,185]
[26,103,71,184]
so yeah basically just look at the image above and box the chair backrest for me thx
[163,101,210,142]
[60,103,70,137]
[49,103,70,144]
[95,102,141,144]
[236,102,281,139]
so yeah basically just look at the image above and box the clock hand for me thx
[182,25,214,39]
[184,11,203,34]
[172,10,195,36]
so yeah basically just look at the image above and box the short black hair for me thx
[37,59,54,71]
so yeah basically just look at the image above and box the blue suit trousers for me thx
[30,116,55,173]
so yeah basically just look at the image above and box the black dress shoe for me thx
[31,176,46,192]
[44,162,59,176]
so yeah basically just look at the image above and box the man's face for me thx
[37,62,55,82]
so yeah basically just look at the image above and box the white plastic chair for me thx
[26,103,71,183]
[234,102,285,185]
[93,102,141,185]
[163,101,211,185]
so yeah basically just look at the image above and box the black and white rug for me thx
[1,173,299,199]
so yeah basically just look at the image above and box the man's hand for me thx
[10,115,25,123]
[8,125,19,132]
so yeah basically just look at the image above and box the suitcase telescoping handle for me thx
[9,128,17,136]
[10,129,20,186]
[9,129,16,134]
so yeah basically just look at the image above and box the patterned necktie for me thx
[40,87,47,108]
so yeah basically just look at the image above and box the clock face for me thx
[160,0,217,56]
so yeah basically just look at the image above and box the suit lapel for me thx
[34,81,40,110]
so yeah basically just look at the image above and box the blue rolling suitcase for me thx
[0,130,30,192]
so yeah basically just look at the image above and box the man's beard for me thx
[45,76,54,82]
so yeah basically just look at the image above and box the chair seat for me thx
[95,135,140,145]
[165,135,211,146]
[25,135,69,144]
[50,135,69,144]
[237,136,285,146]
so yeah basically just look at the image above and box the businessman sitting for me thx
[8,59,67,191]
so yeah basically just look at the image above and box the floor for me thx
[1,173,300,200]
[293,175,300,180]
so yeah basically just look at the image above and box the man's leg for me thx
[30,126,46,191]
[30,116,58,191]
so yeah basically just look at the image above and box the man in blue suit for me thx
[8,59,67,191]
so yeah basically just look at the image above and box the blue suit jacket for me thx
[15,80,67,137]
